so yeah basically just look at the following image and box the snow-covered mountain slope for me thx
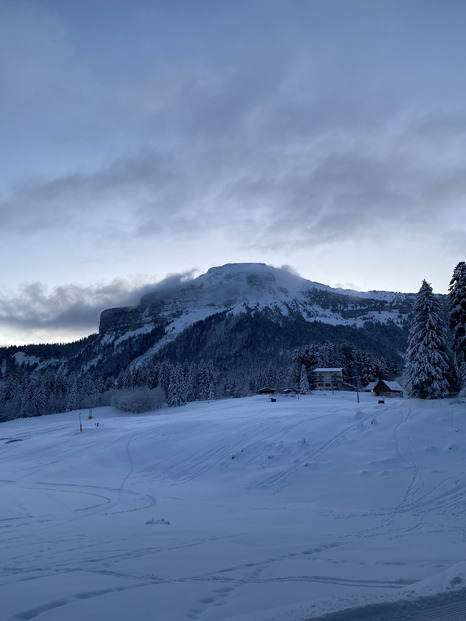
[0,263,413,382]
[99,263,414,356]
[1,392,465,620]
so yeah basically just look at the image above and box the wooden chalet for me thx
[370,379,403,398]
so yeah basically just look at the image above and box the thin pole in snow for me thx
[79,412,82,432]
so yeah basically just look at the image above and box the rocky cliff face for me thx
[98,262,414,340]
[99,307,139,334]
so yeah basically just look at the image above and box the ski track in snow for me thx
[4,545,410,621]
[393,407,426,513]
[250,407,379,493]
[305,588,466,621]
[1,394,466,620]
[391,406,466,520]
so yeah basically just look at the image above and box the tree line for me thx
[0,343,401,420]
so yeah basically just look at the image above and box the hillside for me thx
[98,263,413,366]
[1,392,466,620]
[0,264,414,390]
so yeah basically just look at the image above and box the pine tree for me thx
[10,378,25,418]
[202,361,216,400]
[179,363,189,404]
[167,364,184,407]
[339,343,357,383]
[158,360,172,396]
[183,362,195,402]
[66,376,80,411]
[146,362,160,389]
[286,362,299,391]
[405,280,452,399]
[30,380,46,416]
[299,364,310,394]
[2,374,18,403]
[448,261,466,388]
[197,360,215,400]
[81,376,99,412]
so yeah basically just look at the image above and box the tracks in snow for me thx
[251,408,379,493]
[305,588,466,621]
[392,407,466,518]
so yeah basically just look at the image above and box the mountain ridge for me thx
[99,262,414,342]
[0,263,415,389]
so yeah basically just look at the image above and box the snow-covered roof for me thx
[314,367,343,373]
[376,380,403,392]
[365,381,378,391]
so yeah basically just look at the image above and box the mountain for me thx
[100,262,413,337]
[1,263,416,388]
[79,264,414,378]
[92,263,412,370]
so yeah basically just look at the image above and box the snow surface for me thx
[12,351,40,366]
[1,392,466,621]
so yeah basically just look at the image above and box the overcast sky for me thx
[1,0,465,346]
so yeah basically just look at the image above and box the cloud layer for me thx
[3,107,465,250]
[1,0,465,343]
[0,271,202,345]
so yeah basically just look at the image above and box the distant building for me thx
[314,368,344,391]
[370,379,404,398]
[258,387,275,394]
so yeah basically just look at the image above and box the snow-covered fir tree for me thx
[81,375,99,411]
[197,361,215,400]
[66,376,80,411]
[145,362,159,389]
[185,362,197,402]
[448,261,466,388]
[167,364,184,407]
[1,374,17,403]
[20,378,46,417]
[299,364,310,393]
[405,280,452,399]
[158,360,173,396]
[178,364,189,405]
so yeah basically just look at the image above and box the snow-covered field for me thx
[1,392,466,620]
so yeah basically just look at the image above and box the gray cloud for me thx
[0,1,71,103]
[0,151,180,233]
[2,104,466,254]
[2,1,465,253]
[442,230,466,255]
[0,271,205,345]
[1,0,466,344]
[139,271,199,304]
[0,278,159,332]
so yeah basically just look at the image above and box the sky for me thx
[1,0,466,346]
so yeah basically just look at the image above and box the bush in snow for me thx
[110,386,165,413]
